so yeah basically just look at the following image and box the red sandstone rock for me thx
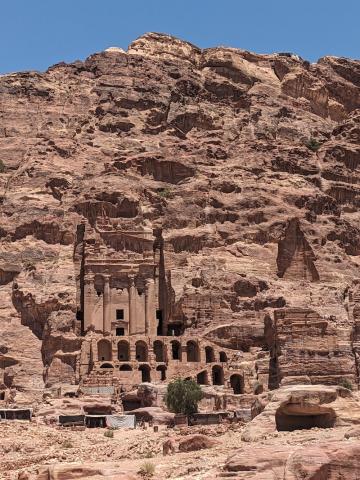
[242,384,360,441]
[0,31,360,447]
[35,463,138,480]
[178,434,218,452]
[129,406,175,425]
[225,442,360,479]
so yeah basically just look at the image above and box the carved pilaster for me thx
[128,275,136,335]
[145,278,156,336]
[83,274,95,331]
[103,274,111,334]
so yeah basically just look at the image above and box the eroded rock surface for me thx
[1,35,359,398]
[225,441,360,479]
[242,384,360,441]
[0,32,360,478]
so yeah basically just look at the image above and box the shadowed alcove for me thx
[275,404,336,431]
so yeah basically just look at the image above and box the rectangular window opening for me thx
[116,309,124,320]
[116,327,125,336]
[156,310,163,336]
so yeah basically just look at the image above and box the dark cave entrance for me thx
[230,374,244,394]
[275,406,336,431]
[139,364,151,383]
[212,365,224,386]
[197,370,209,385]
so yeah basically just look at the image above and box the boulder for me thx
[35,462,137,480]
[178,434,218,452]
[129,406,175,425]
[242,384,360,442]
[225,442,360,479]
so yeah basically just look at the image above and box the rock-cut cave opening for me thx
[275,405,336,431]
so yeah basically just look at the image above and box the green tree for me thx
[165,378,203,415]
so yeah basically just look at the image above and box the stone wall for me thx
[271,308,356,387]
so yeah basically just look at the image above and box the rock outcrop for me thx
[35,463,138,480]
[225,441,360,479]
[0,32,359,409]
[242,384,360,441]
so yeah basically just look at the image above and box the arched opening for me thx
[187,341,200,362]
[219,351,227,363]
[100,363,113,369]
[275,405,336,431]
[118,340,130,361]
[230,374,244,394]
[119,364,132,371]
[153,340,165,362]
[156,365,167,381]
[139,364,151,383]
[136,341,148,362]
[205,346,215,363]
[212,365,224,385]
[98,339,112,362]
[171,340,181,360]
[0,391,5,400]
[197,370,209,385]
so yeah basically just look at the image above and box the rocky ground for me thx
[4,420,360,479]
[2,421,239,479]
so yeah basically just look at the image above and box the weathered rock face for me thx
[242,384,360,442]
[178,434,218,452]
[225,441,360,479]
[0,32,359,398]
[35,463,138,480]
[268,308,357,388]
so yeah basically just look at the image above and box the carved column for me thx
[83,274,95,331]
[145,279,156,336]
[129,275,137,335]
[199,342,207,363]
[103,275,111,334]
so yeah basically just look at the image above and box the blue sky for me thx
[0,0,359,74]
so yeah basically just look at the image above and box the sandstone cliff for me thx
[0,32,359,398]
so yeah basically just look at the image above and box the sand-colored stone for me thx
[242,384,360,441]
[225,442,360,479]
[0,32,360,479]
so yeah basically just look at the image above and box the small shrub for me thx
[339,378,353,390]
[165,378,203,415]
[139,461,155,477]
[104,429,114,438]
[0,160,5,173]
[157,187,173,199]
[305,137,322,152]
[62,439,73,449]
